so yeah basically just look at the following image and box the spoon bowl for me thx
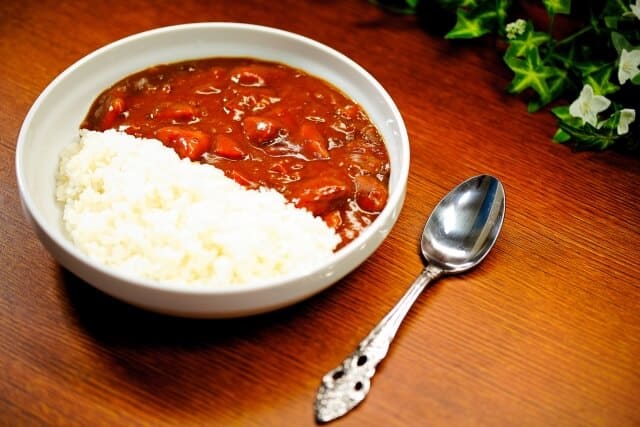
[422,175,505,272]
[315,175,505,423]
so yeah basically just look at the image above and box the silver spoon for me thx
[314,174,505,423]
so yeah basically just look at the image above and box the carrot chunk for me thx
[322,210,343,230]
[152,102,198,121]
[300,123,329,159]
[230,65,287,87]
[213,134,246,160]
[155,126,211,161]
[354,175,388,213]
[98,96,126,130]
[288,175,352,216]
[243,116,281,145]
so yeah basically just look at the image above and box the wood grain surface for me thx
[2,1,639,426]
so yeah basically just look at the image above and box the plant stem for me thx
[545,25,594,67]
[556,26,594,47]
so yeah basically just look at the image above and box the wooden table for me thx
[2,1,639,425]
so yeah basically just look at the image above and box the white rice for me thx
[56,129,341,286]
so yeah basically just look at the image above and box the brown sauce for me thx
[82,58,390,247]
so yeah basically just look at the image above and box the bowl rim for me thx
[15,22,410,298]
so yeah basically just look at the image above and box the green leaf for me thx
[552,104,590,130]
[527,71,570,111]
[574,61,616,80]
[549,43,577,70]
[558,121,618,150]
[602,0,629,17]
[598,108,621,131]
[542,0,571,15]
[574,61,619,96]
[504,21,550,58]
[583,65,619,96]
[445,8,496,39]
[551,105,618,150]
[527,101,540,113]
[494,0,512,31]
[552,105,571,120]
[504,47,557,103]
[611,32,633,55]
[552,128,572,143]
[604,15,620,30]
[548,69,571,100]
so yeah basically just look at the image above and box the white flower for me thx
[618,108,636,135]
[631,0,640,20]
[618,48,640,84]
[569,84,611,127]
[506,19,527,40]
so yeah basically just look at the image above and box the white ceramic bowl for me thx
[16,23,410,318]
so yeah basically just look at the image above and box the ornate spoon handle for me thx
[314,264,444,423]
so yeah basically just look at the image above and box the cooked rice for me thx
[56,129,340,286]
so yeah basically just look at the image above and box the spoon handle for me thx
[314,264,444,423]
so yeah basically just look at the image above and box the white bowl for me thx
[16,23,410,318]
